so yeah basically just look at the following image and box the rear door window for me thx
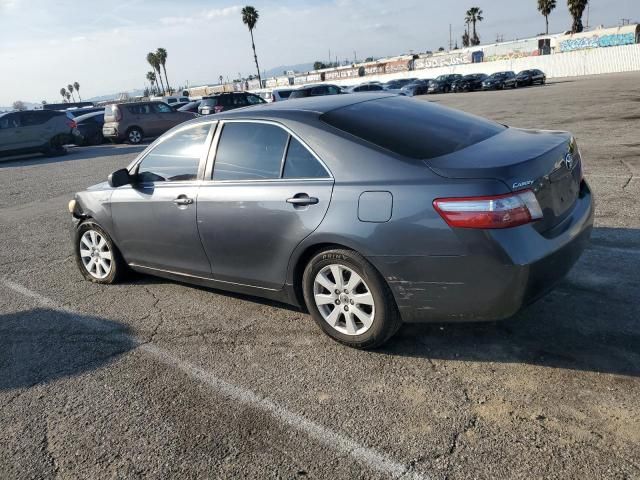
[0,113,20,129]
[128,104,152,115]
[153,103,173,113]
[246,94,264,105]
[137,123,212,182]
[213,122,288,181]
[321,96,505,160]
[283,138,329,179]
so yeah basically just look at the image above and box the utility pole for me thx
[586,3,590,29]
[354,51,357,64]
[449,24,453,51]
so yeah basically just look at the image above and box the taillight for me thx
[66,119,77,129]
[433,190,543,229]
[214,105,224,113]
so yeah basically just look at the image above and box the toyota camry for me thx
[69,94,594,349]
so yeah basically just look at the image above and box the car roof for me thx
[212,92,396,118]
[74,111,105,122]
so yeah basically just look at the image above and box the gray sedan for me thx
[69,94,594,348]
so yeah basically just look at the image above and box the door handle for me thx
[173,196,194,206]
[286,194,319,206]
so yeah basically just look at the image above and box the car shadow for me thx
[0,308,137,391]
[0,144,148,168]
[379,227,640,377]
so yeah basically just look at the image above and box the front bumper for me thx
[369,182,594,323]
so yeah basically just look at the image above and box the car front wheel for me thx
[302,249,402,349]
[75,221,125,284]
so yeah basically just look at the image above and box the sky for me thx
[0,0,637,105]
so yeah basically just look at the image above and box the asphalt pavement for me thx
[1,72,639,479]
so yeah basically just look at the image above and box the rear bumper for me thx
[102,126,121,140]
[369,182,594,323]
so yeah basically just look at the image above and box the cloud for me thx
[160,5,241,26]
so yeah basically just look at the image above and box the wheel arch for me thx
[288,239,386,310]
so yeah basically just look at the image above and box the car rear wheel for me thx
[75,221,125,284]
[126,127,143,145]
[302,249,402,349]
[43,135,67,157]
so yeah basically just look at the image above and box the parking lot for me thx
[1,72,639,479]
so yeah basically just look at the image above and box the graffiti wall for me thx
[557,25,639,53]
[414,52,471,69]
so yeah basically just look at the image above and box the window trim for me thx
[128,120,218,185]
[203,119,333,184]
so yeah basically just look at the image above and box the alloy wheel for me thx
[79,230,113,279]
[313,264,375,336]
[128,130,142,144]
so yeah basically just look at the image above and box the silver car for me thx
[69,94,593,348]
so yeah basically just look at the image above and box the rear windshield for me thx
[289,89,310,99]
[277,90,293,98]
[201,98,219,107]
[320,96,505,160]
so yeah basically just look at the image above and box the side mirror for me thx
[108,168,132,188]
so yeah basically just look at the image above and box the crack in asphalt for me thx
[620,159,635,190]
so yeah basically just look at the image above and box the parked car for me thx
[399,79,431,96]
[516,69,547,87]
[71,111,106,146]
[102,101,195,144]
[150,95,190,105]
[289,84,343,99]
[451,73,488,93]
[65,107,105,118]
[383,79,417,91]
[170,101,191,111]
[198,92,266,115]
[0,110,73,157]
[482,71,517,90]
[70,93,593,349]
[177,100,202,113]
[272,88,295,102]
[427,74,463,94]
[347,83,386,93]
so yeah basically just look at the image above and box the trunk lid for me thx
[426,128,583,233]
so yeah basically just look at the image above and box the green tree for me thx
[156,48,171,94]
[313,61,328,70]
[568,0,588,33]
[241,6,262,86]
[73,81,82,101]
[147,52,165,95]
[67,83,76,102]
[465,7,484,46]
[146,71,157,94]
[12,100,26,111]
[538,0,557,34]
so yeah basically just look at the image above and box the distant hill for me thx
[263,63,314,78]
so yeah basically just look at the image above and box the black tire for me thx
[74,220,126,284]
[126,127,143,145]
[42,135,67,157]
[302,248,402,349]
[90,132,104,146]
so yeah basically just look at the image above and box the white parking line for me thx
[1,278,429,480]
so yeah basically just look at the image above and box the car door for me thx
[152,102,180,131]
[197,120,334,290]
[110,122,216,275]
[0,113,23,153]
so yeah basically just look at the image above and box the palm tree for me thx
[146,52,165,95]
[219,75,224,85]
[567,0,588,33]
[67,84,77,102]
[73,81,82,101]
[156,48,171,94]
[537,0,557,34]
[60,88,67,102]
[65,92,71,103]
[241,6,262,86]
[465,7,484,46]
[146,71,157,95]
